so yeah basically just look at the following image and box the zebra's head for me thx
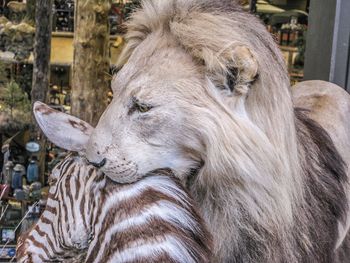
[17,156,104,262]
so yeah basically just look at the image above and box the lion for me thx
[33,0,350,262]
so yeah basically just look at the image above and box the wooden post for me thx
[72,0,111,126]
[31,0,53,105]
[31,0,53,183]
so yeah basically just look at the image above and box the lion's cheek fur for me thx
[87,115,202,184]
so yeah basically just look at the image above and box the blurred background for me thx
[0,0,349,261]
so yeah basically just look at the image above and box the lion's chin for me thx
[101,160,141,184]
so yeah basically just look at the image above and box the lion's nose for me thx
[88,158,107,168]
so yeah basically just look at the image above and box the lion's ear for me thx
[226,46,259,95]
[170,18,259,95]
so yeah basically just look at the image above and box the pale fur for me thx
[293,80,350,248]
[32,1,350,262]
[86,1,304,261]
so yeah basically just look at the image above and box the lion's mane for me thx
[118,1,349,262]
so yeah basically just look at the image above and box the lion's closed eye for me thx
[129,97,154,115]
[136,103,152,113]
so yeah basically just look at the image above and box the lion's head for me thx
[34,0,304,260]
[86,0,296,183]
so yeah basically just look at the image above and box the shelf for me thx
[279,45,298,52]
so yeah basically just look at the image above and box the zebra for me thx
[16,155,213,263]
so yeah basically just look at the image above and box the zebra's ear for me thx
[33,101,94,153]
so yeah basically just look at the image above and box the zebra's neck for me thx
[17,159,212,263]
[84,174,211,263]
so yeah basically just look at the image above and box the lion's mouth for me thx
[97,159,140,184]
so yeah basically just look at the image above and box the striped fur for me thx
[16,155,212,263]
